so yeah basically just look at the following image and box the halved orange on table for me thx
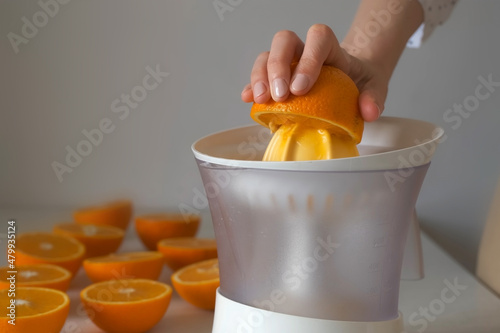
[157,237,217,271]
[251,64,363,161]
[81,279,172,333]
[0,264,71,292]
[74,200,133,230]
[53,223,125,258]
[135,213,200,250]
[83,251,164,282]
[0,287,70,333]
[172,258,219,310]
[15,232,85,276]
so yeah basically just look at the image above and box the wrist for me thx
[341,0,424,79]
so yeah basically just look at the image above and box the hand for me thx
[241,24,390,122]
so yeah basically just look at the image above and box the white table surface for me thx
[1,209,499,333]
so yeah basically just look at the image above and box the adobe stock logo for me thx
[341,0,404,56]
[384,73,499,192]
[7,0,72,54]
[51,65,169,182]
[236,235,340,333]
[408,277,468,333]
[442,74,500,130]
[213,0,244,22]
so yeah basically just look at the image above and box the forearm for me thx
[342,0,423,78]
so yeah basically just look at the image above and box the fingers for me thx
[248,52,272,103]
[358,84,385,122]
[241,30,304,103]
[291,24,350,95]
[339,54,386,122]
[241,24,354,104]
[267,30,304,101]
[241,83,253,103]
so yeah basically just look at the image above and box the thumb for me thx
[358,83,386,122]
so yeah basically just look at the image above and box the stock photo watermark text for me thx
[7,0,72,54]
[51,64,169,182]
[408,277,468,333]
[385,73,499,192]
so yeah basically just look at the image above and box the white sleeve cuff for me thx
[407,0,458,48]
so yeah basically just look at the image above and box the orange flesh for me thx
[86,252,162,263]
[0,288,67,317]
[83,280,168,302]
[175,259,219,283]
[56,224,123,237]
[158,238,216,249]
[0,265,67,283]
[18,234,82,259]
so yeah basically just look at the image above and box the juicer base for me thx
[212,289,404,333]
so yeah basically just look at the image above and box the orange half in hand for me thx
[53,223,125,258]
[0,287,70,333]
[83,251,164,283]
[74,200,133,230]
[0,264,72,292]
[15,232,85,276]
[80,279,172,333]
[250,65,363,161]
[157,237,217,271]
[135,213,200,251]
[171,258,219,310]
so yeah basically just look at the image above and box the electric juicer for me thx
[192,116,443,333]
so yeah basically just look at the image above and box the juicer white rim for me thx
[192,116,444,172]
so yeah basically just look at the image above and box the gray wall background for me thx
[1,0,499,272]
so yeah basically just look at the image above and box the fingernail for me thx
[253,82,267,98]
[291,74,309,92]
[272,78,287,99]
[376,104,382,117]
